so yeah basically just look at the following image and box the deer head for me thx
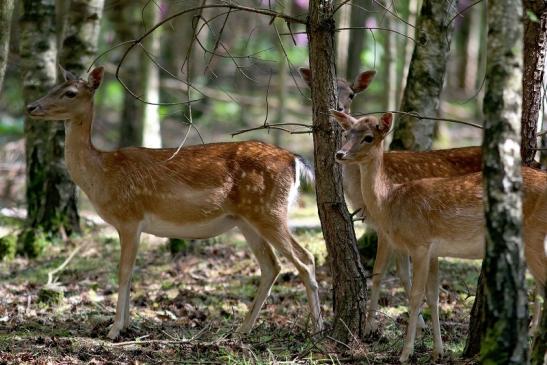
[299,67,376,112]
[26,66,104,120]
[330,110,393,163]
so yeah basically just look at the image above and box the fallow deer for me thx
[26,66,323,340]
[331,110,546,363]
[300,67,483,334]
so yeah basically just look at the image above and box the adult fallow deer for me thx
[300,67,483,335]
[26,66,323,340]
[331,110,546,363]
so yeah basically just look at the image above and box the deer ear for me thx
[87,66,104,90]
[299,67,312,87]
[378,113,393,134]
[59,64,77,81]
[352,70,376,93]
[330,110,354,130]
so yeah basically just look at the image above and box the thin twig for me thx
[46,241,88,286]
[353,110,484,129]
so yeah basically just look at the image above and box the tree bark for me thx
[530,282,546,365]
[345,0,366,81]
[307,0,368,342]
[142,1,162,148]
[19,0,82,255]
[60,0,104,76]
[110,0,144,148]
[521,0,547,165]
[0,0,14,92]
[479,0,528,362]
[389,0,457,151]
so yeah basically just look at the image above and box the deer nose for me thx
[335,151,345,160]
[337,106,344,112]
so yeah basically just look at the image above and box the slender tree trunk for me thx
[142,2,162,148]
[480,0,527,362]
[335,3,350,78]
[398,0,418,104]
[111,0,144,148]
[345,0,366,81]
[0,0,14,92]
[383,7,397,113]
[389,0,458,151]
[463,4,481,94]
[521,0,547,165]
[307,0,368,342]
[19,0,78,256]
[530,279,546,365]
[60,0,104,76]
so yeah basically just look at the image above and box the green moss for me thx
[17,228,49,258]
[37,286,64,306]
[0,234,17,261]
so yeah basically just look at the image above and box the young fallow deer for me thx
[26,66,323,340]
[331,110,546,363]
[300,67,483,334]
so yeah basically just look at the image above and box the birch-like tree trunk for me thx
[479,0,527,362]
[60,0,104,75]
[0,0,14,92]
[521,0,547,165]
[142,2,162,148]
[389,0,458,151]
[19,0,79,256]
[307,0,368,342]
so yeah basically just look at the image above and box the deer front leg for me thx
[107,225,141,340]
[399,247,430,364]
[425,257,442,361]
[366,231,393,335]
[394,252,427,334]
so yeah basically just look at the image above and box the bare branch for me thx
[353,110,484,129]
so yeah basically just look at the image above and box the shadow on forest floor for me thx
[2,215,536,364]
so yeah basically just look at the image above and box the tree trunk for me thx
[0,0,14,92]
[398,0,418,103]
[111,0,144,148]
[530,283,546,365]
[307,0,368,342]
[383,5,397,113]
[521,0,547,165]
[463,269,486,358]
[389,0,457,151]
[345,0,366,81]
[479,0,527,362]
[19,0,80,256]
[142,2,162,148]
[60,0,104,76]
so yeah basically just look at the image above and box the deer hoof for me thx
[107,324,122,340]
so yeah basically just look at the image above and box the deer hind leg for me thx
[366,231,393,336]
[237,222,281,333]
[395,251,427,334]
[425,257,443,361]
[250,220,323,332]
[399,246,430,364]
[107,223,142,340]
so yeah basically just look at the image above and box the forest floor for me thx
[0,198,538,365]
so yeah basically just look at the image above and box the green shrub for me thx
[0,234,17,261]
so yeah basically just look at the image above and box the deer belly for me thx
[142,214,237,239]
[431,237,485,259]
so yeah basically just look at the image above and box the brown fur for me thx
[333,111,546,362]
[27,67,323,340]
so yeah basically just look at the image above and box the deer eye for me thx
[64,90,77,98]
[361,135,374,144]
[349,93,355,99]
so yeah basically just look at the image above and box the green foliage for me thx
[37,286,64,306]
[212,100,241,120]
[0,234,17,261]
[356,228,378,270]
[17,228,49,258]
[526,10,539,23]
[96,80,124,110]
[169,238,189,256]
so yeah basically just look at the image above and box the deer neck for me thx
[64,103,101,189]
[358,143,392,221]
